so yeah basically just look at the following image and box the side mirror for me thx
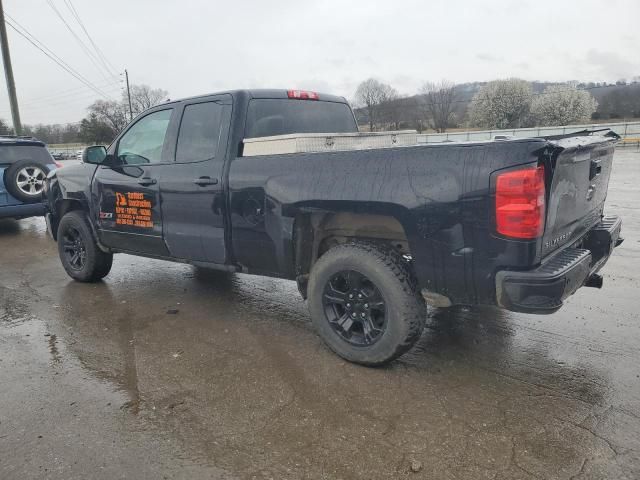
[83,145,108,164]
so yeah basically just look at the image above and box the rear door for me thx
[93,108,175,256]
[230,95,358,275]
[158,95,232,263]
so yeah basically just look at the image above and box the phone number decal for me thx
[115,192,153,229]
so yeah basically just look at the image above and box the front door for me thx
[93,108,174,256]
[158,96,231,264]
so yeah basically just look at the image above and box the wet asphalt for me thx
[1,149,639,480]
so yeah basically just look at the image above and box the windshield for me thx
[245,99,357,138]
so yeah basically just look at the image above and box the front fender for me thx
[44,163,97,240]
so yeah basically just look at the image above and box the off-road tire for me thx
[57,210,113,282]
[307,242,426,366]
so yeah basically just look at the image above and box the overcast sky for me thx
[1,0,638,125]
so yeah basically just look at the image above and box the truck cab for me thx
[47,90,357,264]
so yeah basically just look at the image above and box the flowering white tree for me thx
[469,79,533,129]
[531,86,598,126]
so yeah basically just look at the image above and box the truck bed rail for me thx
[242,130,418,156]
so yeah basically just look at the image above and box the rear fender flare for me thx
[287,200,418,279]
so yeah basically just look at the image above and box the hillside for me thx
[354,81,640,131]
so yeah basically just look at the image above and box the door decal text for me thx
[115,192,153,228]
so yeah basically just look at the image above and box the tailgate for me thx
[541,131,618,258]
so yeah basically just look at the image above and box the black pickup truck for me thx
[44,89,623,365]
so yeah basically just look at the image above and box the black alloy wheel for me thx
[322,269,387,346]
[61,226,87,271]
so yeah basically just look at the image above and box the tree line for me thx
[354,77,640,132]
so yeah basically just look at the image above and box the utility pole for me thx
[125,69,133,122]
[0,0,21,135]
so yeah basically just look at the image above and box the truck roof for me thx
[170,89,349,105]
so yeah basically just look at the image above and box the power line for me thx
[20,79,122,106]
[63,0,118,77]
[21,92,124,114]
[46,0,113,81]
[21,78,121,102]
[19,86,123,111]
[45,0,115,83]
[5,16,108,99]
[4,15,114,100]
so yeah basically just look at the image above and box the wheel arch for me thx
[49,198,88,241]
[290,201,415,298]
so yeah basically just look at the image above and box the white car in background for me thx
[76,149,84,161]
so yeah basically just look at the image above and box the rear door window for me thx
[175,102,224,163]
[0,145,52,165]
[245,99,357,138]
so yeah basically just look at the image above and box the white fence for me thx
[417,121,640,145]
[47,143,89,159]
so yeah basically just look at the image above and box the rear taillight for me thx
[54,160,63,168]
[287,90,319,100]
[495,165,545,239]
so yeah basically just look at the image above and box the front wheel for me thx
[57,211,113,282]
[307,242,425,366]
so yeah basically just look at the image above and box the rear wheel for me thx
[307,242,425,366]
[57,211,113,282]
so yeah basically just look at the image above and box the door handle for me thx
[137,177,157,186]
[194,176,218,186]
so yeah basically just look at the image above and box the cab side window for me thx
[175,102,223,163]
[116,109,172,165]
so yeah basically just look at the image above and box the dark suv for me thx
[0,136,60,220]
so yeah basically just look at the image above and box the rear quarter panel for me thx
[228,138,548,304]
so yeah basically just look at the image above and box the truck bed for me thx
[231,129,619,307]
